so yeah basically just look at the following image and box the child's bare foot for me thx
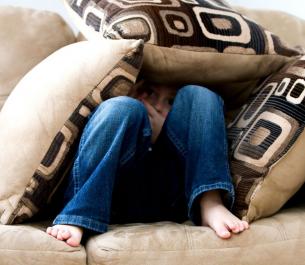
[46,224,83,247]
[200,190,249,239]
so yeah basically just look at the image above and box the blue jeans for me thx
[53,85,234,233]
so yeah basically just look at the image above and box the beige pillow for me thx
[0,6,76,111]
[228,55,305,222]
[63,0,300,108]
[0,39,143,225]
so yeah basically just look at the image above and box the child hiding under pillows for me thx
[46,80,249,247]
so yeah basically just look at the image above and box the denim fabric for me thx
[53,85,234,233]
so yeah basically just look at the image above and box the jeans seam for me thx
[72,157,81,194]
[166,127,187,157]
[220,105,232,182]
[73,129,89,193]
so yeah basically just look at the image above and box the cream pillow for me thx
[0,39,143,224]
[228,55,305,222]
[0,6,76,111]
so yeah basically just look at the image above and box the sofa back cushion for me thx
[0,6,75,111]
[235,6,305,50]
[228,56,305,222]
[0,39,143,224]
[63,0,300,108]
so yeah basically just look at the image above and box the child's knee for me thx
[177,85,223,105]
[96,96,147,121]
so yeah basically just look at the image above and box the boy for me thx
[47,81,249,246]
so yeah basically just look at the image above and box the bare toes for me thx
[213,223,231,239]
[51,228,59,237]
[238,222,245,232]
[227,221,239,233]
[66,236,82,247]
[57,231,64,241]
[61,230,72,240]
[242,221,250,230]
[46,227,52,235]
[218,229,231,239]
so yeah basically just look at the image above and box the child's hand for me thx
[141,98,165,143]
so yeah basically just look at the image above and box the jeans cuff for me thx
[188,182,235,225]
[53,214,108,233]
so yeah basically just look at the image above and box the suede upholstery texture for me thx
[1,205,304,265]
[0,221,86,265]
[235,6,305,49]
[86,205,305,265]
[0,4,305,265]
[0,6,76,111]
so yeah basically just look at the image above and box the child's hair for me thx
[127,78,146,98]
[128,76,180,99]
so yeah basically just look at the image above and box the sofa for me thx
[1,2,305,265]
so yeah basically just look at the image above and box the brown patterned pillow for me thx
[63,0,300,108]
[0,6,75,111]
[0,39,143,225]
[228,56,305,222]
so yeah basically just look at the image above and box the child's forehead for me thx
[150,84,178,97]
[149,82,178,92]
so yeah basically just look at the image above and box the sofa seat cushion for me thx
[0,221,86,265]
[86,205,305,265]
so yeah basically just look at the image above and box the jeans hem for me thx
[53,214,108,233]
[188,182,235,223]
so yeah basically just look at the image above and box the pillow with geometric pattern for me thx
[228,56,305,222]
[0,39,143,225]
[62,0,301,108]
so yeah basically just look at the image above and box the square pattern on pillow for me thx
[0,39,143,224]
[63,0,300,108]
[228,55,305,222]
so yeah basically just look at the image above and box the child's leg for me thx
[46,96,152,246]
[162,85,249,238]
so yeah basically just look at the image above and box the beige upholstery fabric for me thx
[86,204,305,265]
[63,0,300,108]
[228,55,305,222]
[0,6,76,111]
[0,39,143,225]
[0,222,86,265]
[236,6,305,49]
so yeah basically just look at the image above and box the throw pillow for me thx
[62,0,300,108]
[228,55,305,222]
[0,6,76,111]
[0,39,143,224]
